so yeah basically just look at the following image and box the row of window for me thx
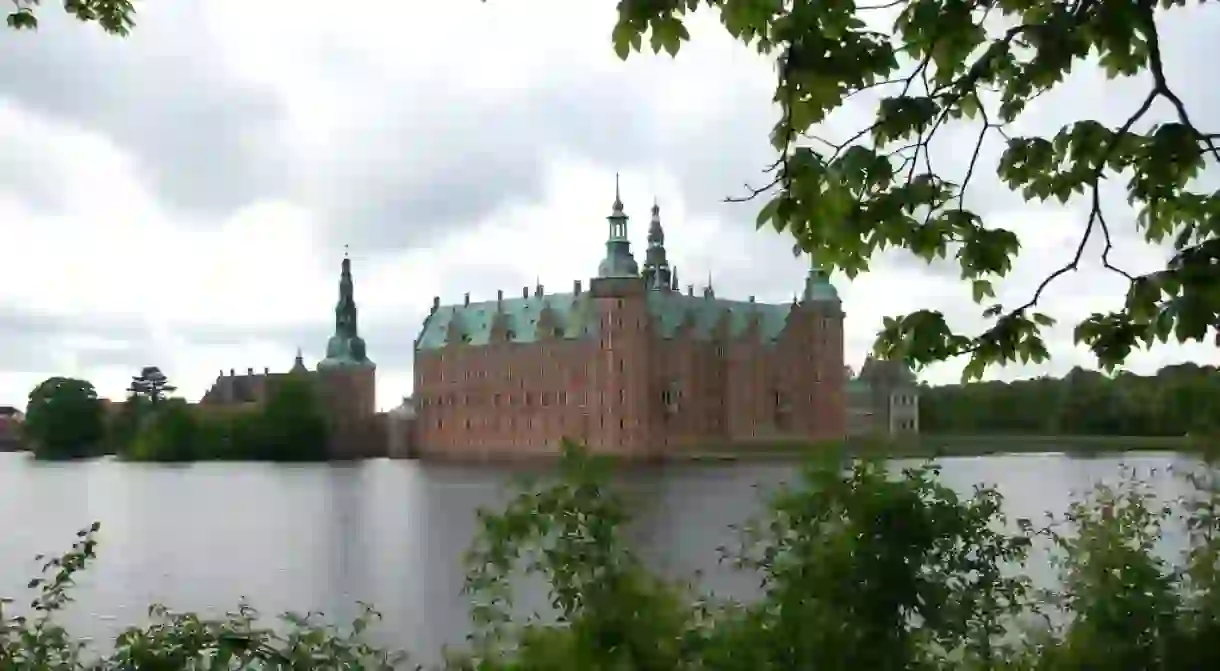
[420,358,834,386]
[418,388,815,412]
[422,340,838,383]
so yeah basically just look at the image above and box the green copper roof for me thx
[803,266,840,303]
[644,291,792,342]
[414,289,838,351]
[415,293,598,350]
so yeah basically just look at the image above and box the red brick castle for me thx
[412,182,846,459]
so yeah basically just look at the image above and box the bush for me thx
[123,377,330,462]
[4,440,1220,669]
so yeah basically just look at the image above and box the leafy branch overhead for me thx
[6,0,135,34]
[612,0,1218,381]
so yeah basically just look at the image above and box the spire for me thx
[319,250,375,370]
[704,273,716,298]
[336,249,357,338]
[290,346,308,374]
[597,174,639,278]
[641,197,672,290]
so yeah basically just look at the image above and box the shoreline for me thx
[6,434,1207,465]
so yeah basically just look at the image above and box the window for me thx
[619,418,625,429]
[618,358,624,372]
[493,393,501,406]
[525,392,533,406]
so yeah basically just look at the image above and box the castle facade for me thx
[411,185,847,459]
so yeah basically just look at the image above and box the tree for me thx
[6,0,135,34]
[127,366,176,406]
[23,376,106,459]
[610,0,1218,380]
[129,398,200,462]
[254,376,329,461]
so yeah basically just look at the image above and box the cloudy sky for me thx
[0,1,1216,410]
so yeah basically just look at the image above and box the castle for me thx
[410,184,849,459]
[188,184,918,461]
[199,253,383,459]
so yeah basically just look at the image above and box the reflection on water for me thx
[0,450,1203,663]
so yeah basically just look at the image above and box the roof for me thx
[858,357,918,386]
[415,292,597,350]
[0,405,20,417]
[414,289,810,351]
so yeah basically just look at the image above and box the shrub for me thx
[4,440,1220,670]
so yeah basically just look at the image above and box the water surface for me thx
[0,450,1201,662]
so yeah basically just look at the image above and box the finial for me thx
[652,196,659,216]
[295,346,303,359]
[344,244,349,259]
[613,173,623,210]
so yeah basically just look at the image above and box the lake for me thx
[0,450,1204,664]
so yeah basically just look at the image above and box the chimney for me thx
[463,292,470,307]
[264,367,270,375]
[686,284,694,296]
[229,368,235,376]
[535,284,543,298]
[218,369,224,377]
[574,279,582,295]
[247,367,254,376]
[497,289,503,303]
[522,286,529,298]
[431,296,439,313]
[749,295,756,303]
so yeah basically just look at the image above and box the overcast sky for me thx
[0,1,1216,410]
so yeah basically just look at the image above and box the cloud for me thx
[0,0,1217,410]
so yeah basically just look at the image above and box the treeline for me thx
[920,362,1220,436]
[22,366,329,462]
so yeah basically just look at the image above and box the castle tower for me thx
[596,174,640,278]
[316,249,377,458]
[641,198,673,291]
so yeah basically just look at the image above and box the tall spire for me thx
[641,197,672,290]
[597,174,639,278]
[319,250,374,370]
[336,248,356,338]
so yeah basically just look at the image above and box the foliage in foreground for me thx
[609,0,1220,381]
[4,440,1220,669]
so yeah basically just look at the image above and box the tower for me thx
[316,250,377,458]
[641,198,673,291]
[319,249,375,371]
[596,174,640,278]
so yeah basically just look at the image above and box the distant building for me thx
[846,356,920,436]
[0,405,23,451]
[412,184,847,460]
[197,253,383,458]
